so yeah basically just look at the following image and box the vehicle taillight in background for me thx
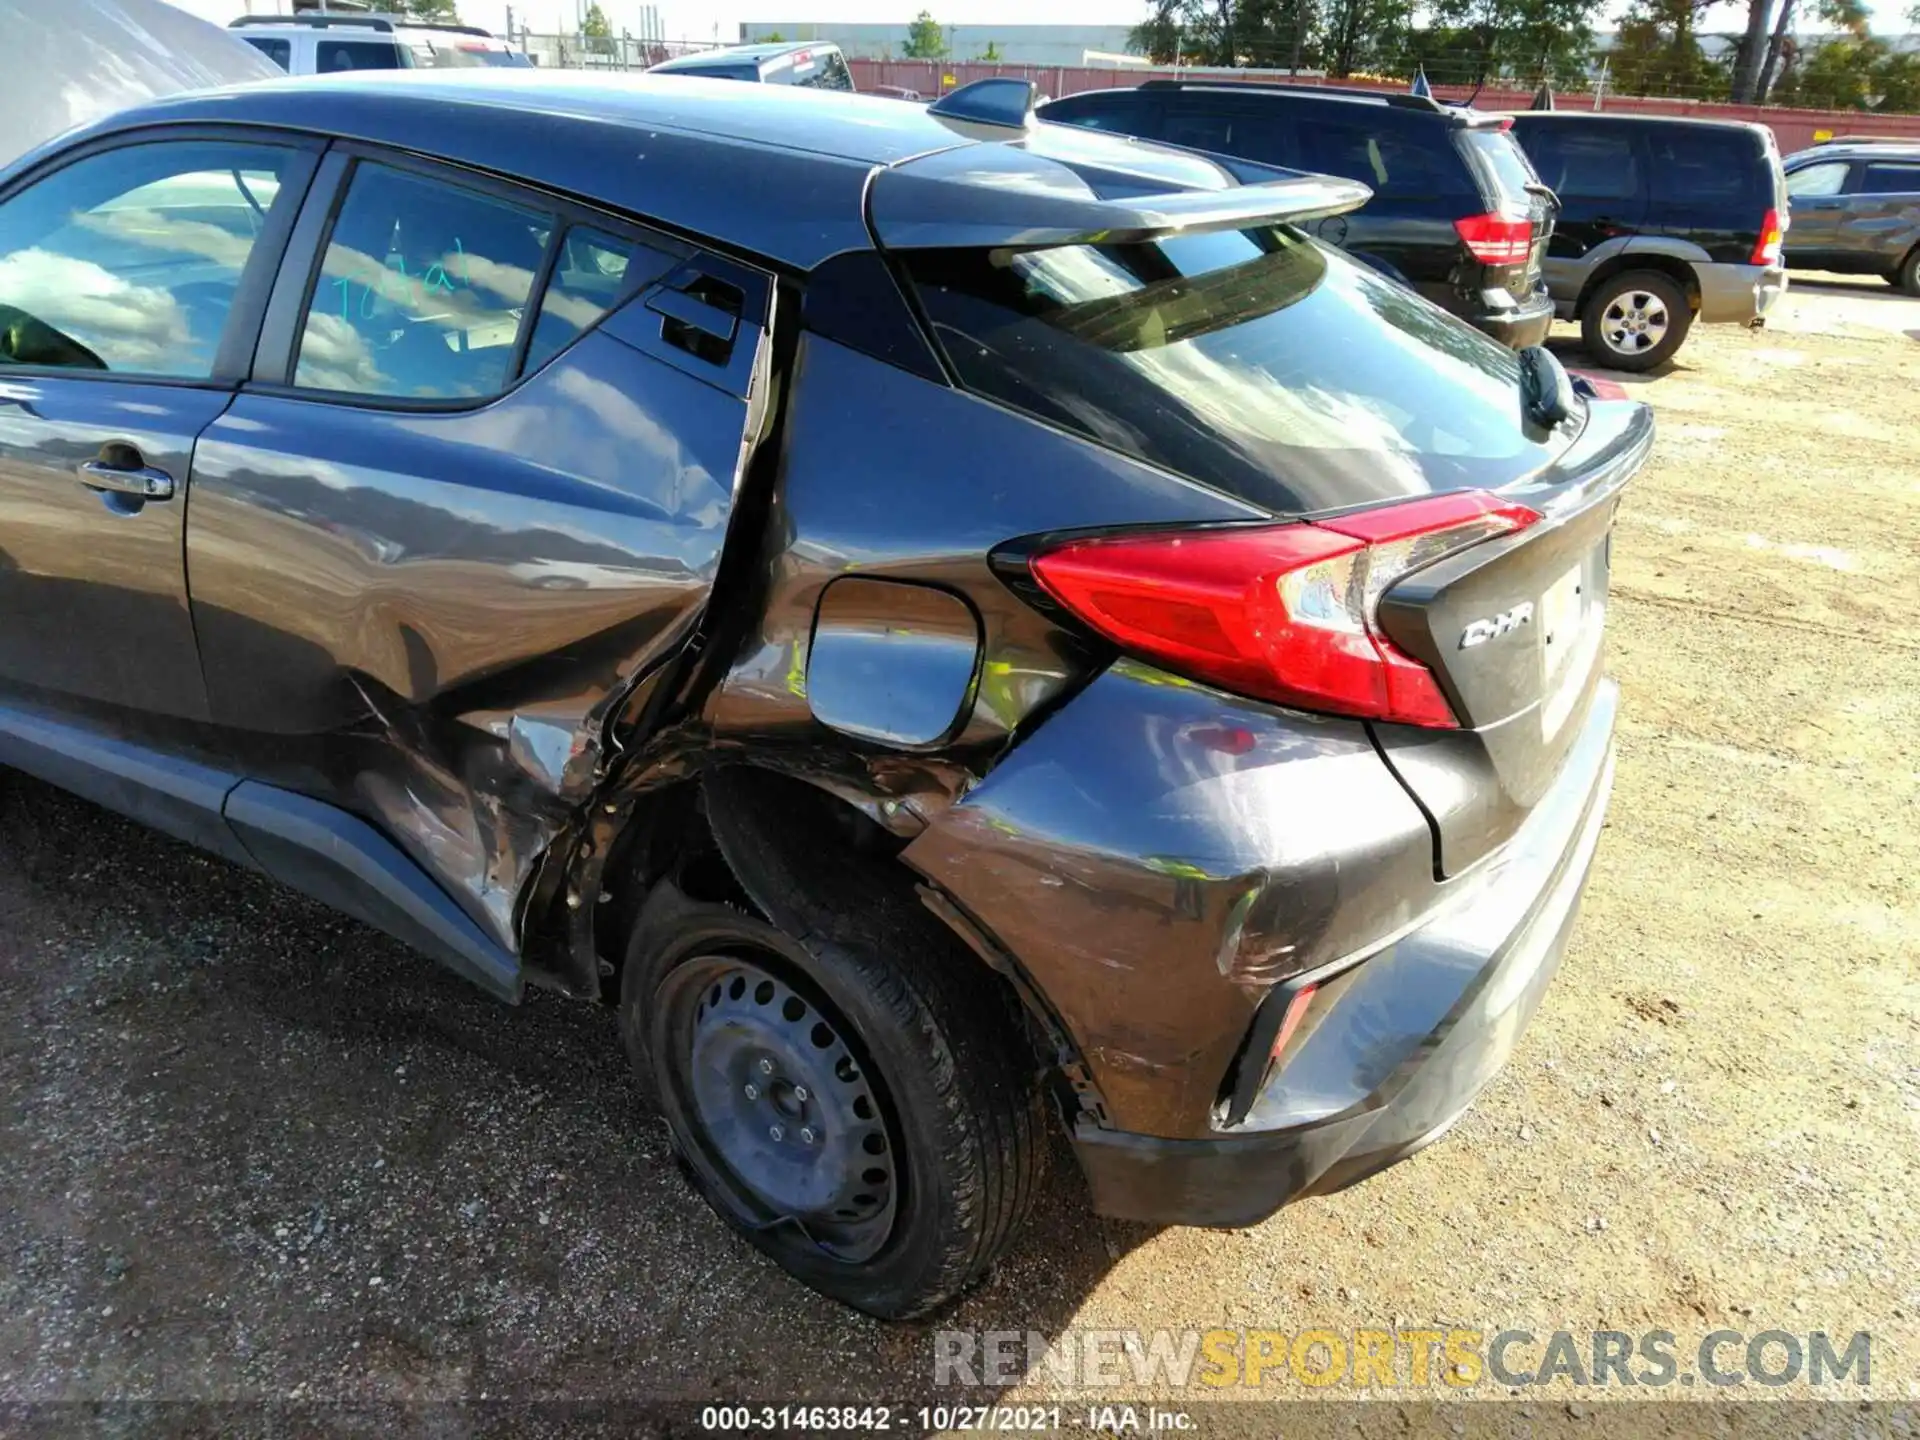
[1751,207,1785,266]
[1454,213,1534,266]
[1030,491,1542,730]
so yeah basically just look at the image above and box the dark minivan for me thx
[1509,113,1787,370]
[1040,80,1558,349]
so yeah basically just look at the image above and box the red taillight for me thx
[1751,207,1785,266]
[1269,983,1318,1066]
[1454,212,1534,266]
[1030,491,1541,729]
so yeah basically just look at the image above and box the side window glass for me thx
[1163,107,1235,152]
[1862,163,1920,195]
[1307,121,1463,200]
[1647,131,1757,203]
[0,140,295,377]
[1539,132,1640,201]
[1786,161,1848,198]
[317,40,404,72]
[245,36,292,69]
[294,162,548,399]
[1787,161,1848,198]
[522,225,685,373]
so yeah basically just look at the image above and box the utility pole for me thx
[1592,53,1609,109]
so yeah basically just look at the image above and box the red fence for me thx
[848,59,1920,156]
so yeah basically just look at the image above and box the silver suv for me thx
[1783,140,1920,295]
[230,13,528,75]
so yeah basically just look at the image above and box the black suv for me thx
[1039,80,1558,349]
[1781,140,1920,294]
[1508,114,1787,370]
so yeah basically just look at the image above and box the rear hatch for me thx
[1455,121,1555,301]
[873,124,1644,876]
[1370,398,1650,875]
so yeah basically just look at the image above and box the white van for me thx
[229,14,530,75]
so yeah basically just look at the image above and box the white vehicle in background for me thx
[229,14,531,74]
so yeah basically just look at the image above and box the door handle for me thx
[77,458,176,501]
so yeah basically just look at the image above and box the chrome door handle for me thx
[77,459,175,500]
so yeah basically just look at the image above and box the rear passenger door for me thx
[183,146,771,946]
[1784,159,1853,266]
[1836,160,1920,272]
[1518,121,1648,279]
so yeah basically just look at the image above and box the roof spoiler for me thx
[870,141,1372,251]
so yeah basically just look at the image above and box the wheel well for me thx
[594,765,1102,1122]
[1577,254,1701,317]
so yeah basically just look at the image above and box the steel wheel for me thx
[657,951,898,1262]
[1599,289,1670,358]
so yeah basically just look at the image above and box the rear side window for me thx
[794,50,854,90]
[1522,126,1641,201]
[522,225,684,373]
[903,227,1568,513]
[675,64,759,81]
[295,162,547,398]
[1787,161,1848,197]
[1861,162,1920,195]
[0,140,295,377]
[1164,105,1299,168]
[1457,127,1539,207]
[1648,128,1765,205]
[1052,98,1154,136]
[243,36,292,69]
[1304,120,1472,201]
[317,39,405,72]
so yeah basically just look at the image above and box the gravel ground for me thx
[2,278,1916,1434]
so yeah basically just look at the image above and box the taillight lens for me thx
[1029,491,1541,729]
[1454,212,1535,266]
[1751,207,1785,266]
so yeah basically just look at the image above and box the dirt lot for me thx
[2,275,1916,1433]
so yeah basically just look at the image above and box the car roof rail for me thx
[230,14,397,32]
[227,13,493,36]
[1138,78,1448,113]
[1820,133,1920,146]
[928,76,1038,129]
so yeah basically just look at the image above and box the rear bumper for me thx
[1469,288,1556,349]
[1071,678,1617,1228]
[1696,260,1787,326]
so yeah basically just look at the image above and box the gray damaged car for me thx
[0,70,1647,1316]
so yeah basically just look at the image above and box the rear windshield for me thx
[1458,127,1540,209]
[904,226,1570,514]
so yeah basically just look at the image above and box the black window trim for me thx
[0,124,327,392]
[246,139,770,414]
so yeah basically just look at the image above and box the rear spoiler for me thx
[870,115,1372,251]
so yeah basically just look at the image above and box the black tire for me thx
[1893,246,1920,297]
[1580,269,1693,373]
[621,882,1045,1319]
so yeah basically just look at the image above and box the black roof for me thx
[18,71,1363,271]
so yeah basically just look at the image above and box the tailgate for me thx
[1369,398,1653,877]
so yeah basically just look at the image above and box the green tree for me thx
[582,2,615,56]
[1607,0,1721,97]
[979,39,1004,61]
[395,0,459,19]
[903,11,949,59]
[1783,36,1884,106]
[762,30,787,41]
